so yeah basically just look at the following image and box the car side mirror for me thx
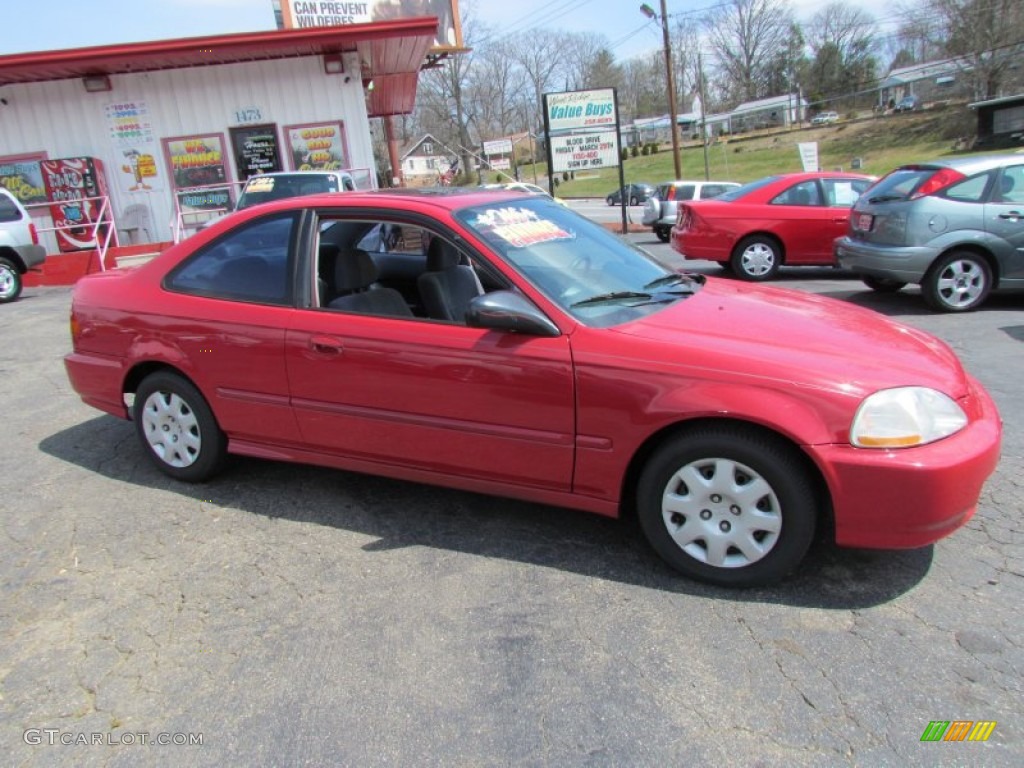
[464,291,560,337]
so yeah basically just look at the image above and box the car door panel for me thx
[285,312,576,490]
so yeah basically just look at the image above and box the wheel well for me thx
[0,247,27,272]
[619,417,832,532]
[123,362,193,400]
[935,244,1000,288]
[731,232,785,264]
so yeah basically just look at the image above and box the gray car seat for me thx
[328,249,412,317]
[417,238,483,321]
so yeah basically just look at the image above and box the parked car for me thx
[835,155,1024,311]
[810,111,839,125]
[0,188,46,303]
[64,190,1001,587]
[670,171,875,280]
[893,95,920,113]
[606,183,655,206]
[642,180,740,242]
[199,170,356,231]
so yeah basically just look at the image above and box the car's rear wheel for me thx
[0,257,23,303]
[134,371,226,482]
[731,236,781,281]
[862,275,907,293]
[606,196,615,206]
[636,426,817,587]
[922,251,991,312]
[655,227,670,243]
[630,196,639,206]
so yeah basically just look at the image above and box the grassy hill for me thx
[505,103,997,197]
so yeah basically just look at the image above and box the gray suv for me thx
[0,189,46,303]
[836,155,1024,311]
[642,180,739,241]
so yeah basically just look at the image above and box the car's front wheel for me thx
[731,236,781,281]
[862,275,907,293]
[922,251,992,312]
[655,226,670,243]
[637,426,817,586]
[0,257,23,303]
[134,371,227,482]
[606,196,615,206]
[630,196,639,206]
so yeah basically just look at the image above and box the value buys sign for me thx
[549,131,619,174]
[546,89,617,132]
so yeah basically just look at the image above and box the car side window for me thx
[702,185,730,199]
[943,172,993,204]
[0,194,23,223]
[676,185,696,201]
[166,213,296,304]
[822,179,864,207]
[993,166,1024,204]
[771,181,821,206]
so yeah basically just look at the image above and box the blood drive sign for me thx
[543,88,621,174]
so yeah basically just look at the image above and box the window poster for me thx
[284,122,348,171]
[105,100,163,193]
[0,152,48,206]
[162,133,232,213]
[230,124,283,180]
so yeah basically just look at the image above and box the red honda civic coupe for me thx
[65,189,1001,586]
[670,171,876,280]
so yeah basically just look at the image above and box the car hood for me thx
[606,278,968,399]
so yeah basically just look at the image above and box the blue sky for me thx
[2,0,901,60]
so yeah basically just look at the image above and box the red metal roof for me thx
[0,19,437,116]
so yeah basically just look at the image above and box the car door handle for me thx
[309,335,344,354]
[998,211,1022,220]
[833,217,848,224]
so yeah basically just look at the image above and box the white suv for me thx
[0,188,46,303]
[642,180,739,242]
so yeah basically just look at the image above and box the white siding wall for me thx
[0,52,372,247]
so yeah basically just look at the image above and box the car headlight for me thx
[851,387,967,448]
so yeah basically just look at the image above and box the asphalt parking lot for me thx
[2,242,1022,767]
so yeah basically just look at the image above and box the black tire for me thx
[636,425,817,587]
[922,251,992,312]
[655,227,671,243]
[606,196,615,206]
[630,196,639,206]
[0,257,23,303]
[730,235,781,281]
[862,275,907,293]
[134,371,227,482]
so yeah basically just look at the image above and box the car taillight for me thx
[666,187,676,201]
[910,168,967,199]
[69,311,81,344]
[29,222,39,245]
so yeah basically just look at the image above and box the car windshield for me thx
[455,197,703,328]
[864,167,938,202]
[236,174,339,210]
[715,176,780,202]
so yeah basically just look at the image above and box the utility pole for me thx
[642,2,682,179]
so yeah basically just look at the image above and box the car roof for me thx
[231,187,533,214]
[897,154,1024,175]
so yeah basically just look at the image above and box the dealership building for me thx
[0,2,461,281]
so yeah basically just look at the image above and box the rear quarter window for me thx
[941,172,992,203]
[0,194,24,223]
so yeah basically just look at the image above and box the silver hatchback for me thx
[835,155,1024,311]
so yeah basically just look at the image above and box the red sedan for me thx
[65,190,1000,586]
[671,171,875,280]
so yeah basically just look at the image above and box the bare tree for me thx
[467,38,527,140]
[805,4,878,108]
[560,33,615,92]
[509,30,566,122]
[702,0,797,103]
[933,0,1024,99]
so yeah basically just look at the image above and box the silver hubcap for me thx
[0,265,15,298]
[661,457,782,569]
[141,390,202,468]
[741,243,775,276]
[936,259,985,308]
